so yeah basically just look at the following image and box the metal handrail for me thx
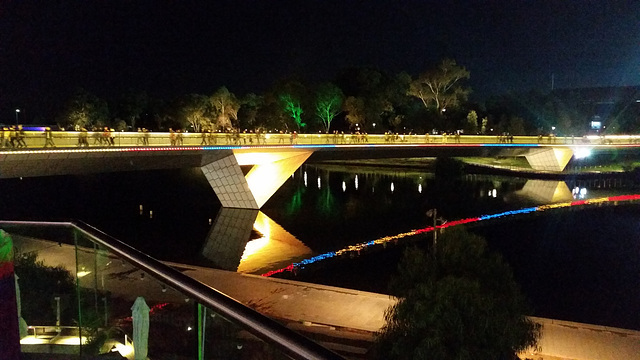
[0,220,345,360]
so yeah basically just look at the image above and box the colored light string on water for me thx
[260,194,640,277]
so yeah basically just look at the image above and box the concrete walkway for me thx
[173,261,640,360]
[13,236,640,359]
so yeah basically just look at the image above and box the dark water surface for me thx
[0,165,638,330]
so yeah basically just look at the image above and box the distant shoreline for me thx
[313,158,639,180]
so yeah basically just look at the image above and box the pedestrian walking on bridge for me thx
[44,127,55,148]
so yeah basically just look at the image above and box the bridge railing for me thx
[1,131,640,149]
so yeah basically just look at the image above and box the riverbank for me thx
[315,157,640,180]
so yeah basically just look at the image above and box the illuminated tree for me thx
[210,87,240,130]
[343,96,365,129]
[315,82,344,133]
[374,227,540,360]
[181,94,210,132]
[408,59,470,114]
[465,110,478,134]
[57,88,109,130]
[279,93,305,130]
[481,117,488,134]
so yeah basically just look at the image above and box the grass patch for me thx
[459,157,532,169]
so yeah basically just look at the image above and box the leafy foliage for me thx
[180,94,211,132]
[409,58,470,113]
[118,90,149,130]
[279,93,305,130]
[465,110,478,134]
[315,82,344,132]
[14,251,75,325]
[210,86,240,130]
[343,96,365,128]
[375,227,540,360]
[57,88,109,130]
[239,93,263,129]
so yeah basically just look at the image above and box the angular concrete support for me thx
[200,209,312,273]
[201,208,259,271]
[524,147,573,172]
[200,149,314,209]
[200,151,259,209]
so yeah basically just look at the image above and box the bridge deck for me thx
[1,130,640,150]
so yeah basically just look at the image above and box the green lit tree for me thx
[279,93,305,131]
[481,116,488,134]
[408,59,470,114]
[374,226,540,360]
[315,82,344,133]
[210,87,240,130]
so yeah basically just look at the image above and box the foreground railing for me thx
[2,130,640,150]
[1,220,343,359]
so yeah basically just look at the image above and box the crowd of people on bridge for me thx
[1,126,639,149]
[0,126,28,149]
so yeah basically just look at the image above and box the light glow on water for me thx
[261,194,640,277]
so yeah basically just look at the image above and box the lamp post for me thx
[426,208,447,254]
[15,109,20,125]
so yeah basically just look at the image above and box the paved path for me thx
[13,236,640,359]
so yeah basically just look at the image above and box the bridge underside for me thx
[0,145,585,210]
[199,147,574,209]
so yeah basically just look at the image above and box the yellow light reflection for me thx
[53,336,88,345]
[113,342,134,357]
[76,270,91,278]
[237,212,312,274]
[20,336,49,345]
[241,238,270,261]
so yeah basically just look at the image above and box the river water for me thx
[0,164,638,330]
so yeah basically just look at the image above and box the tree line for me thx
[55,59,640,135]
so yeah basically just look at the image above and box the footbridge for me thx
[1,131,639,209]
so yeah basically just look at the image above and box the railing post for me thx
[73,229,83,357]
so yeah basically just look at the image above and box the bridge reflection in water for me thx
[199,176,638,278]
[201,209,311,274]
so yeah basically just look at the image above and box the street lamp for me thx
[15,109,20,125]
[426,208,447,254]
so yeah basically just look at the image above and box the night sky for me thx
[1,0,639,122]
